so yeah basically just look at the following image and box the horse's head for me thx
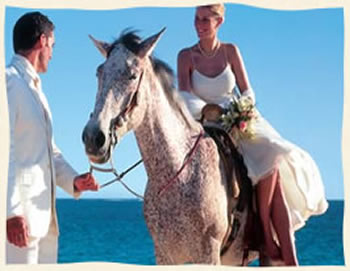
[82,28,165,164]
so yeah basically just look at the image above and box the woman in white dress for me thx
[177,4,328,266]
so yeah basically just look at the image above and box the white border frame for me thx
[0,0,348,270]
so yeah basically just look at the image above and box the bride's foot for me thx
[263,241,282,261]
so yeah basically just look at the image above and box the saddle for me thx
[201,104,263,265]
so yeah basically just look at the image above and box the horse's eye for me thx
[129,74,137,81]
[96,64,103,77]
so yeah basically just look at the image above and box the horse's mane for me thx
[110,30,200,131]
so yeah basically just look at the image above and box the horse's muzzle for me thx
[82,124,110,164]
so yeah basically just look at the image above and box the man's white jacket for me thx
[6,54,81,238]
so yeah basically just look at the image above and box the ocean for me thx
[56,199,344,266]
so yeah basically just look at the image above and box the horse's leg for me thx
[154,243,173,265]
[191,236,221,265]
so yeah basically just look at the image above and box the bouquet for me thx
[220,95,257,141]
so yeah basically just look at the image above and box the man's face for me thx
[38,31,55,73]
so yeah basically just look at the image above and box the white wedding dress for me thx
[181,62,329,231]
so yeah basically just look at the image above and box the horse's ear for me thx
[138,27,166,59]
[89,35,111,58]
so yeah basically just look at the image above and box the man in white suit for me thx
[6,11,100,264]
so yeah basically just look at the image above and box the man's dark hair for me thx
[13,11,55,54]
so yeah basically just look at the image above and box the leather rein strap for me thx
[109,70,144,145]
[157,130,205,196]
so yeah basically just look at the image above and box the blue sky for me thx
[4,4,344,199]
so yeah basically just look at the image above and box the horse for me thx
[82,28,271,265]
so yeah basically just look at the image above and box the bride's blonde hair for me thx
[198,3,225,18]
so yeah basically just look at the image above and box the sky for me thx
[4,3,344,200]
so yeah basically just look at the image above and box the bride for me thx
[177,3,328,265]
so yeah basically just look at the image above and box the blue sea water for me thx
[56,199,344,266]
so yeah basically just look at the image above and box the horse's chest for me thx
[143,181,209,233]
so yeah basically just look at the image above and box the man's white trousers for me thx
[6,221,58,264]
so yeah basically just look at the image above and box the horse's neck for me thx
[134,82,199,183]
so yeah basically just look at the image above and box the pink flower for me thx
[239,121,247,132]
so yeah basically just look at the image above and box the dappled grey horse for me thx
[82,29,276,265]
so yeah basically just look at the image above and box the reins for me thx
[89,154,144,199]
[157,130,204,196]
[89,129,205,199]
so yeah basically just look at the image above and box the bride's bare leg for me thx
[271,173,298,265]
[256,170,281,259]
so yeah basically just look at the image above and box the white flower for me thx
[219,98,257,141]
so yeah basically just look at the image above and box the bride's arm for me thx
[177,48,207,120]
[177,48,193,92]
[227,44,255,103]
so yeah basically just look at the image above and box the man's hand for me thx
[74,172,99,192]
[7,216,29,248]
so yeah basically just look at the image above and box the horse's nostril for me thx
[82,126,106,152]
[95,130,106,149]
[82,129,88,144]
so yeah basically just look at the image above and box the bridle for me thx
[89,70,145,199]
[109,70,144,147]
